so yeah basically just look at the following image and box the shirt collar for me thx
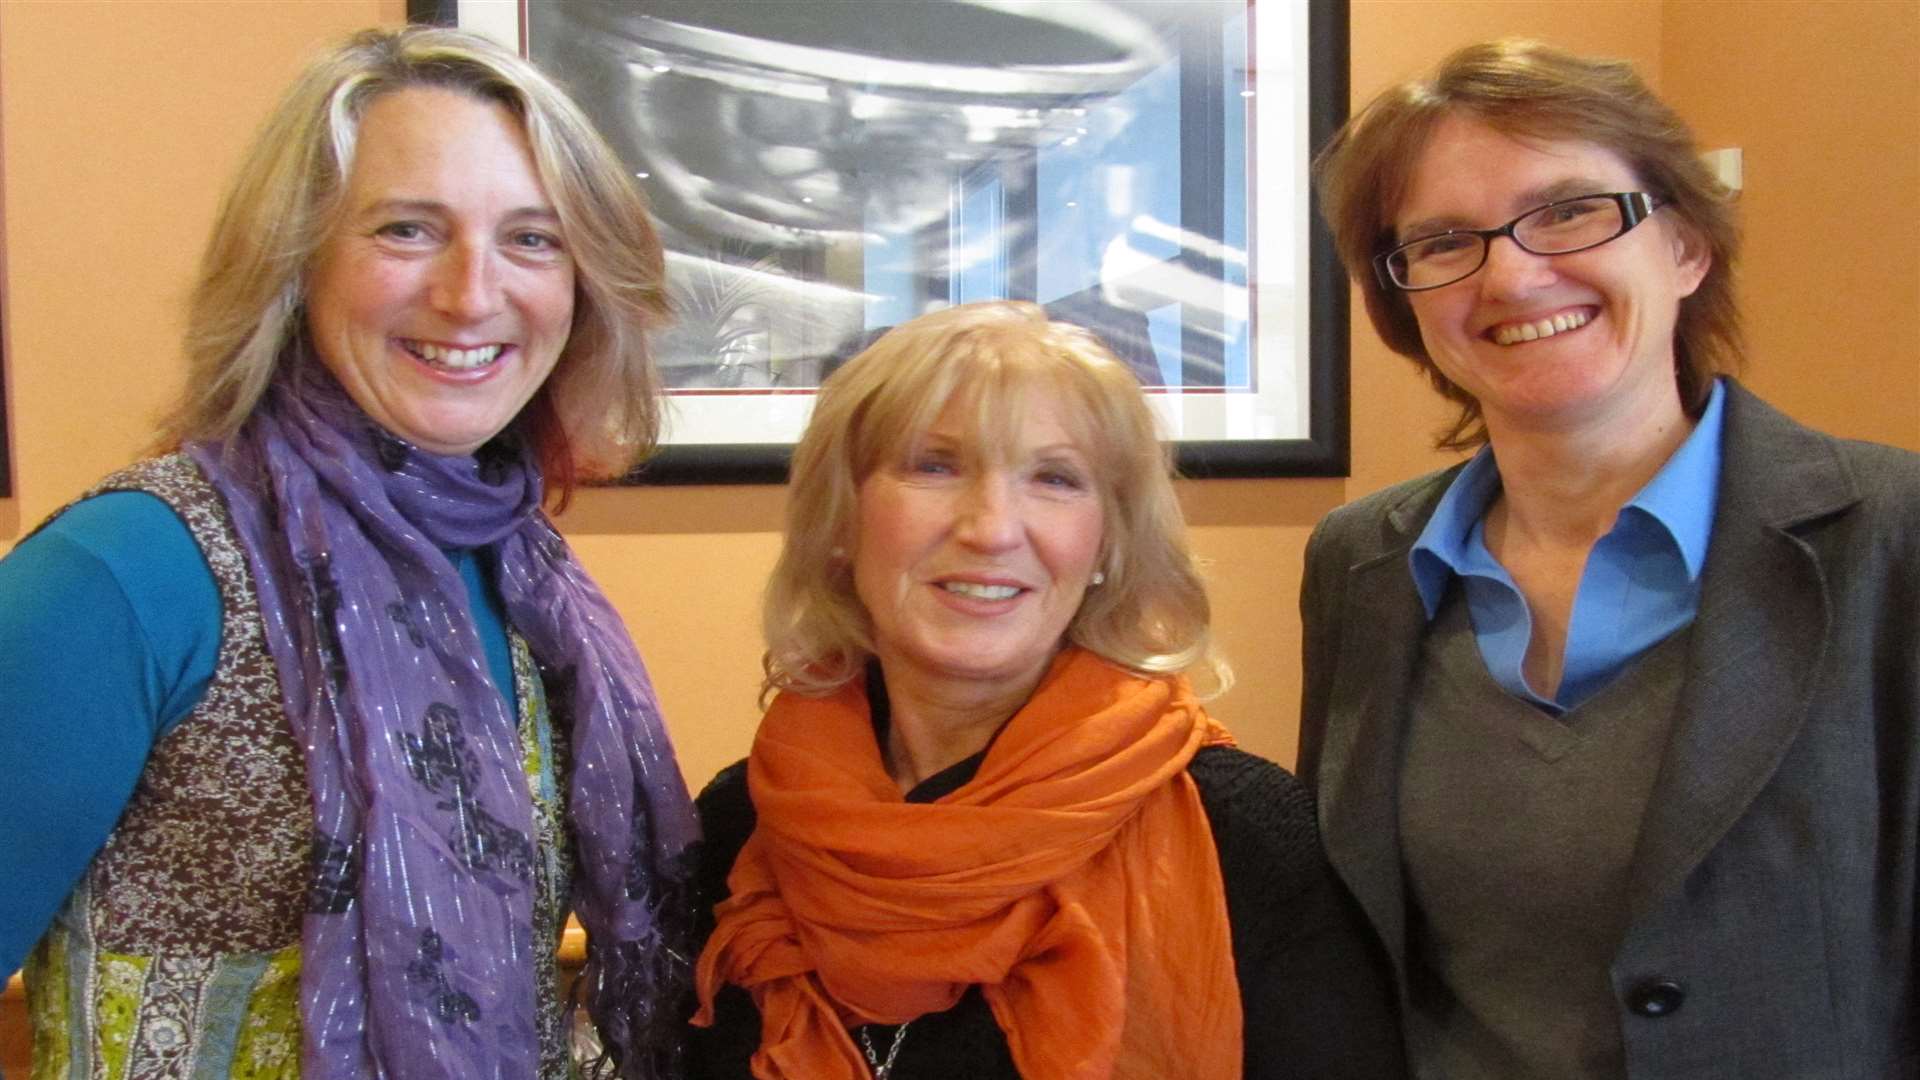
[1623,377,1725,581]
[1406,378,1728,620]
[1408,448,1503,619]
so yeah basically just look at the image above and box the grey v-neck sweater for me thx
[1400,590,1692,1080]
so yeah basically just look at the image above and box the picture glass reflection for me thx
[528,1,1257,402]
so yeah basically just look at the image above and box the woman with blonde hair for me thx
[688,301,1400,1079]
[0,27,693,1078]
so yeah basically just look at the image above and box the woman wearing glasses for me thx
[1303,39,1920,1079]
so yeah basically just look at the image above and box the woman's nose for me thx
[954,476,1021,551]
[1477,234,1556,299]
[430,242,505,321]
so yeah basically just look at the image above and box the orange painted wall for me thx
[0,0,403,532]
[1662,0,1920,448]
[0,0,1913,801]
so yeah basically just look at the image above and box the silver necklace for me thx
[857,1022,910,1079]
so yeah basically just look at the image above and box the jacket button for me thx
[1626,978,1685,1017]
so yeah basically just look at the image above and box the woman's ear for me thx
[1667,218,1713,300]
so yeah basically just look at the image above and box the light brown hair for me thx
[1314,38,1742,449]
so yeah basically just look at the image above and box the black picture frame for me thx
[0,329,10,498]
[411,0,1350,484]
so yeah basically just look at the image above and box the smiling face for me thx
[305,87,575,456]
[852,390,1106,700]
[1395,113,1710,439]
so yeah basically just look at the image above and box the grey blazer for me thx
[1298,381,1920,1079]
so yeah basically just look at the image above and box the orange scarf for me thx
[692,648,1243,1080]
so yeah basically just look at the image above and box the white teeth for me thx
[1491,310,1591,346]
[409,341,503,369]
[943,581,1020,601]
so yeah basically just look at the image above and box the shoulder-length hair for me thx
[1314,38,1742,450]
[762,301,1227,701]
[156,26,670,498]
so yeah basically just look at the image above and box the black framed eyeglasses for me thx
[1373,191,1663,292]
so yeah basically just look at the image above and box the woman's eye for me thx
[1035,467,1087,491]
[511,230,563,252]
[909,455,955,476]
[375,221,428,242]
[1412,234,1474,259]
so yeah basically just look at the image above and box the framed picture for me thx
[417,0,1349,483]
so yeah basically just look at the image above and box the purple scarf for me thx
[189,359,697,1079]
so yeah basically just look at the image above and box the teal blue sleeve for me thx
[0,502,510,993]
[0,492,221,979]
[451,548,516,708]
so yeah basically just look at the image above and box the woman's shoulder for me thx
[1832,435,1920,520]
[1187,746,1324,892]
[1309,463,1463,561]
[29,452,230,585]
[697,760,754,833]
[41,488,202,561]
[6,486,224,733]
[21,489,219,636]
[1188,743,1305,803]
[1724,382,1920,519]
[1725,389,1920,567]
[1189,754,1405,1076]
[692,760,756,912]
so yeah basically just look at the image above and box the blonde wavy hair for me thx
[762,301,1228,701]
[155,26,671,494]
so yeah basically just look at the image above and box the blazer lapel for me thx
[1625,382,1861,916]
[1318,479,1449,976]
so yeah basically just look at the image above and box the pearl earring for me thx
[1089,571,1106,586]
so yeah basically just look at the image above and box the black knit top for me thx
[687,692,1403,1079]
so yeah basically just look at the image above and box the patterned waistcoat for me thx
[25,455,572,1080]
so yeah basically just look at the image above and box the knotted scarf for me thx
[692,647,1243,1079]
[189,358,697,1079]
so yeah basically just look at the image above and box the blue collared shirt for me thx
[1408,380,1726,714]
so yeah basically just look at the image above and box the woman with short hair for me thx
[1304,39,1920,1078]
